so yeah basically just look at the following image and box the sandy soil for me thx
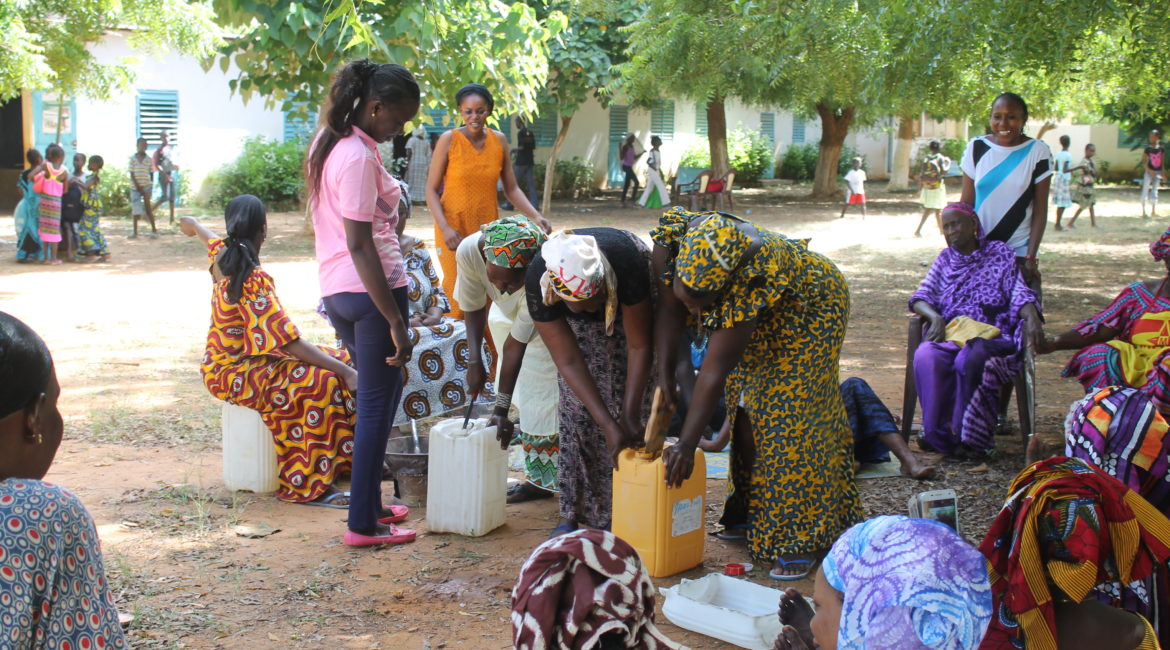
[0,181,1159,648]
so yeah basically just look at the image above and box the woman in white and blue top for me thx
[959,92,1052,290]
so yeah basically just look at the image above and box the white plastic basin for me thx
[659,573,789,650]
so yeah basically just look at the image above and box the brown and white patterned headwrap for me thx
[511,529,685,650]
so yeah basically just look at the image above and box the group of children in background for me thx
[1052,135,1100,230]
[863,129,1163,234]
[15,145,108,264]
[14,132,180,264]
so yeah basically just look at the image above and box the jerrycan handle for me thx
[640,387,675,457]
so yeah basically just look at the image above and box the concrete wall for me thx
[74,32,284,192]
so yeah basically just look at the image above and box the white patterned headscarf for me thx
[539,231,619,336]
[822,515,992,650]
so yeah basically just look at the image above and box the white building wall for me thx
[530,94,839,188]
[76,32,284,192]
[849,120,894,180]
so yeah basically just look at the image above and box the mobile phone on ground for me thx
[908,489,960,534]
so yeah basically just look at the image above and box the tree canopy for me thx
[528,0,639,212]
[213,0,563,124]
[0,0,221,101]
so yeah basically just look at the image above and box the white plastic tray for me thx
[659,573,787,650]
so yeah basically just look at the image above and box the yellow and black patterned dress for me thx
[201,238,355,503]
[651,207,862,561]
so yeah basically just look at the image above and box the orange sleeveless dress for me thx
[437,129,504,318]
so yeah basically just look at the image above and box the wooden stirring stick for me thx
[641,387,676,456]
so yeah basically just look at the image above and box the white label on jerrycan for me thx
[671,496,703,537]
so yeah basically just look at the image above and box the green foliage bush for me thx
[941,138,965,163]
[89,165,191,216]
[777,143,818,181]
[205,137,306,210]
[679,140,709,168]
[97,165,132,215]
[675,130,775,184]
[778,143,864,181]
[534,157,597,199]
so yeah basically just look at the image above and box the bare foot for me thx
[1025,434,1050,465]
[779,588,816,648]
[776,626,813,650]
[900,459,938,480]
[770,553,820,580]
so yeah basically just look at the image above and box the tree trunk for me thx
[707,96,730,178]
[887,114,915,191]
[811,103,855,198]
[540,114,573,216]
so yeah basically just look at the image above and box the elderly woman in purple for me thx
[910,202,1043,459]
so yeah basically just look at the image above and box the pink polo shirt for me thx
[310,125,406,297]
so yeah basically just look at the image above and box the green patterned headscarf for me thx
[675,214,753,293]
[481,216,547,268]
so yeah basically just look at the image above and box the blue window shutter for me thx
[695,104,708,137]
[609,106,628,138]
[532,113,558,146]
[651,100,675,140]
[136,90,179,146]
[792,116,806,144]
[760,112,775,146]
[424,107,454,136]
[282,101,315,141]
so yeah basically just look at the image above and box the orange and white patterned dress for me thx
[200,238,355,502]
[436,129,504,318]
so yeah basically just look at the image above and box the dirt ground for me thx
[0,181,1160,648]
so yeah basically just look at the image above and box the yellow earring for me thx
[33,431,43,445]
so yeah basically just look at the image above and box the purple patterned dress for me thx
[910,236,1039,453]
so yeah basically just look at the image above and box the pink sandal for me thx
[343,525,417,547]
[378,504,410,524]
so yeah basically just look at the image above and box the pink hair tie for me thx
[943,202,978,219]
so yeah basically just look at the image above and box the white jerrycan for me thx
[221,402,279,494]
[426,417,508,536]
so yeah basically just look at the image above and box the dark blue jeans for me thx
[620,165,639,203]
[322,288,408,533]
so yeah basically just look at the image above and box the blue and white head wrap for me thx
[822,515,992,650]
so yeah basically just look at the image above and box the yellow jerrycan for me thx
[612,388,707,578]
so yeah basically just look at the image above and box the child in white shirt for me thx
[840,157,867,218]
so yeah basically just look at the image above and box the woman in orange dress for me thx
[426,83,551,318]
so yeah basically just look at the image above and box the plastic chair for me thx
[900,314,1035,446]
[672,168,713,210]
[707,169,736,211]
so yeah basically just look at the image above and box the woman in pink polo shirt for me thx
[306,59,420,547]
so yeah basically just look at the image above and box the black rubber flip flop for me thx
[303,490,350,509]
[711,527,749,540]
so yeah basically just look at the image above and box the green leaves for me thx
[215,0,557,121]
[0,0,222,101]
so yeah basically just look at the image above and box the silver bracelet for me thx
[494,392,512,413]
